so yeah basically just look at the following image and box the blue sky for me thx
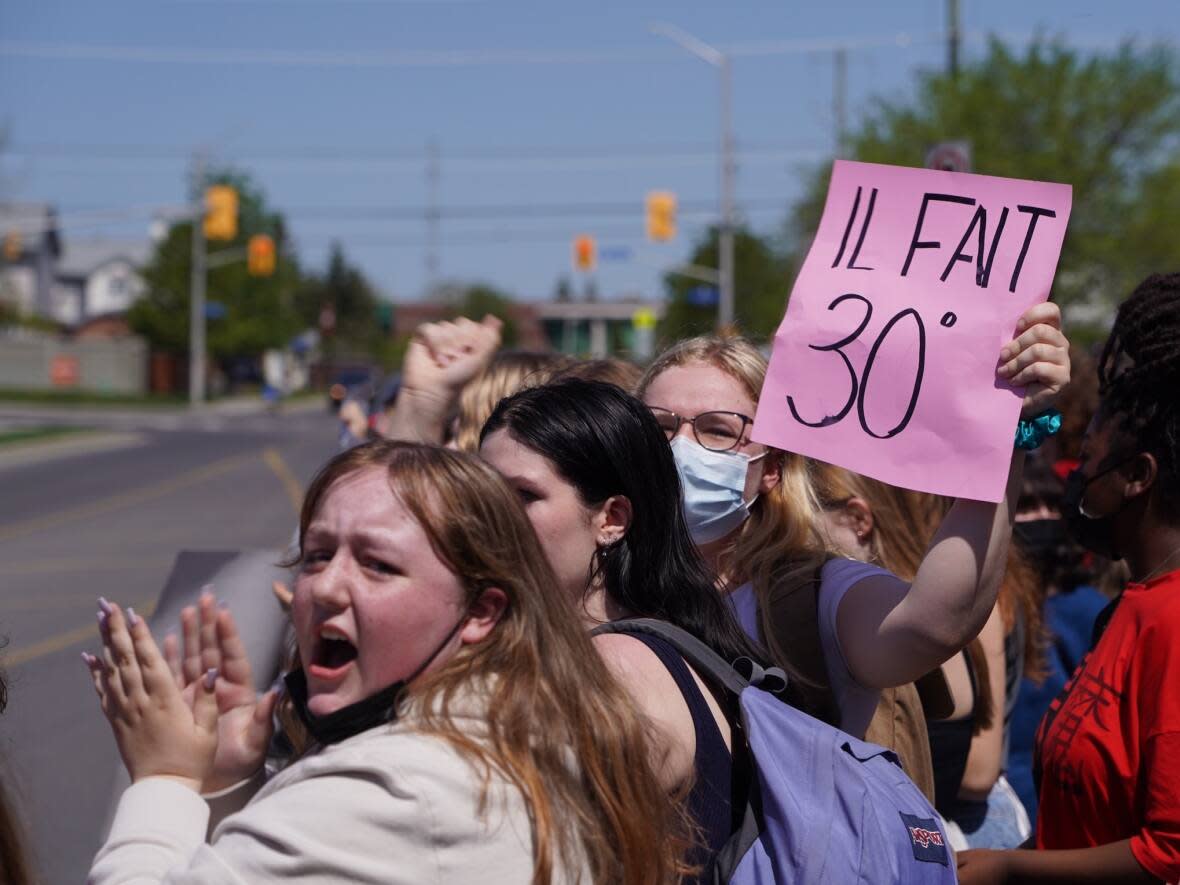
[1,0,1175,304]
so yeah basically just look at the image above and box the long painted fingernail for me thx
[200,584,215,600]
[81,652,94,666]
[97,597,113,615]
[97,611,108,629]
[203,667,218,690]
[127,607,139,627]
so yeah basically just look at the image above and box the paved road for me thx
[0,405,339,883]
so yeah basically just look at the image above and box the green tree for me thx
[660,225,793,343]
[294,242,380,342]
[129,166,301,358]
[786,38,1180,319]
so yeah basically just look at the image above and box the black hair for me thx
[1098,272,1180,520]
[482,377,766,666]
[1016,453,1066,516]
[1016,455,1098,593]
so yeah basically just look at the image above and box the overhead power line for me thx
[2,142,828,178]
[0,31,942,68]
[4,140,823,161]
[6,198,789,237]
[0,31,1160,69]
[289,223,741,249]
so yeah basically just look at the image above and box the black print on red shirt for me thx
[1038,660,1122,796]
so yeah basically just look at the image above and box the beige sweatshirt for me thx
[89,711,590,884]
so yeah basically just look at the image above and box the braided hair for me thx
[1098,272,1180,519]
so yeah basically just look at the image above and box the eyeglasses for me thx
[648,407,754,453]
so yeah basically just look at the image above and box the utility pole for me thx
[651,22,735,332]
[833,47,848,155]
[189,150,207,407]
[718,55,735,332]
[947,0,961,80]
[425,138,440,295]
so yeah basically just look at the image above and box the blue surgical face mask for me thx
[670,435,765,546]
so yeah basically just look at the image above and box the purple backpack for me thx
[596,619,957,884]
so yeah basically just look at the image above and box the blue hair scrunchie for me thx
[1014,408,1063,451]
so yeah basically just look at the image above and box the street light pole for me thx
[718,54,735,331]
[189,150,207,407]
[651,22,735,332]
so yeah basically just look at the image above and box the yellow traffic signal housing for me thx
[204,185,239,241]
[646,191,677,241]
[247,234,276,276]
[573,234,596,272]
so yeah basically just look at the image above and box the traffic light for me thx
[573,234,596,272]
[204,185,239,241]
[247,234,276,276]
[646,191,677,242]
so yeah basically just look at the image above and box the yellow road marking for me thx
[2,445,300,667]
[7,597,158,668]
[0,450,259,543]
[262,446,304,515]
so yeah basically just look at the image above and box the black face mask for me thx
[284,668,404,746]
[1012,518,1066,566]
[284,612,469,746]
[1061,453,1138,561]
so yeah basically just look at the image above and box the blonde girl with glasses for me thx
[637,302,1069,742]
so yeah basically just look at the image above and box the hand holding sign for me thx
[997,301,1070,418]
[753,160,1072,502]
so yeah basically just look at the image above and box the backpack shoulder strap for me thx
[759,555,843,726]
[592,618,752,700]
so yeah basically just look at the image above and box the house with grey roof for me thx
[52,239,149,326]
[1,201,149,327]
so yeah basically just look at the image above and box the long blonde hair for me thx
[287,441,689,884]
[452,351,570,452]
[638,336,835,694]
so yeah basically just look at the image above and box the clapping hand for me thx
[84,598,218,792]
[161,590,278,794]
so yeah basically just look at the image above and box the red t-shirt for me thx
[1035,567,1180,881]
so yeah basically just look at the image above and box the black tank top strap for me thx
[627,631,733,882]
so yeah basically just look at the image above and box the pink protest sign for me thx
[753,160,1072,502]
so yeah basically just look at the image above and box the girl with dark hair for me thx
[85,441,688,884]
[958,273,1180,884]
[481,377,766,878]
